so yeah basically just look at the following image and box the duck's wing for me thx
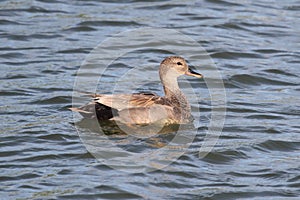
[93,93,166,111]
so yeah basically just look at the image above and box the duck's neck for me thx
[160,72,192,122]
[162,77,180,97]
[161,75,191,121]
[160,73,189,106]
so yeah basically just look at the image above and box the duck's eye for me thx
[177,62,183,66]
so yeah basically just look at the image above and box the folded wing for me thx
[93,93,164,111]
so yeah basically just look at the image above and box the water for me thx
[1,0,299,199]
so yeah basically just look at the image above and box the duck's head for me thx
[159,56,203,79]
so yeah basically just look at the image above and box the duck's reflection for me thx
[75,118,194,135]
[74,118,195,147]
[74,118,197,172]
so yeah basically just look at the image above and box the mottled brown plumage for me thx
[70,56,203,125]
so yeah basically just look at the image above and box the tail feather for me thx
[69,106,96,119]
[69,102,118,120]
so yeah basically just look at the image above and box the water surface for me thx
[1,0,299,199]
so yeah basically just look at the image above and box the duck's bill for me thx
[185,68,203,78]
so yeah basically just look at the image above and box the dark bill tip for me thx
[185,67,203,78]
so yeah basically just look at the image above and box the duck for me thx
[70,56,203,125]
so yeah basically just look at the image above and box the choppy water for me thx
[1,0,299,199]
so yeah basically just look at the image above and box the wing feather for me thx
[93,93,164,111]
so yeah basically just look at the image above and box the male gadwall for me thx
[70,56,203,125]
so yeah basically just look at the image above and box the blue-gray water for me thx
[1,0,299,199]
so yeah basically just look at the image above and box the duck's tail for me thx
[69,102,117,120]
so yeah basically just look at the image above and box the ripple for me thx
[3,74,40,79]
[230,74,297,86]
[227,170,287,180]
[211,51,263,59]
[56,48,92,54]
[245,114,285,120]
[205,0,242,6]
[78,20,141,27]
[263,69,298,77]
[0,19,25,25]
[201,150,248,164]
[26,6,68,13]
[0,173,41,181]
[257,140,300,152]
[0,89,33,96]
[63,26,97,32]
[0,52,25,59]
